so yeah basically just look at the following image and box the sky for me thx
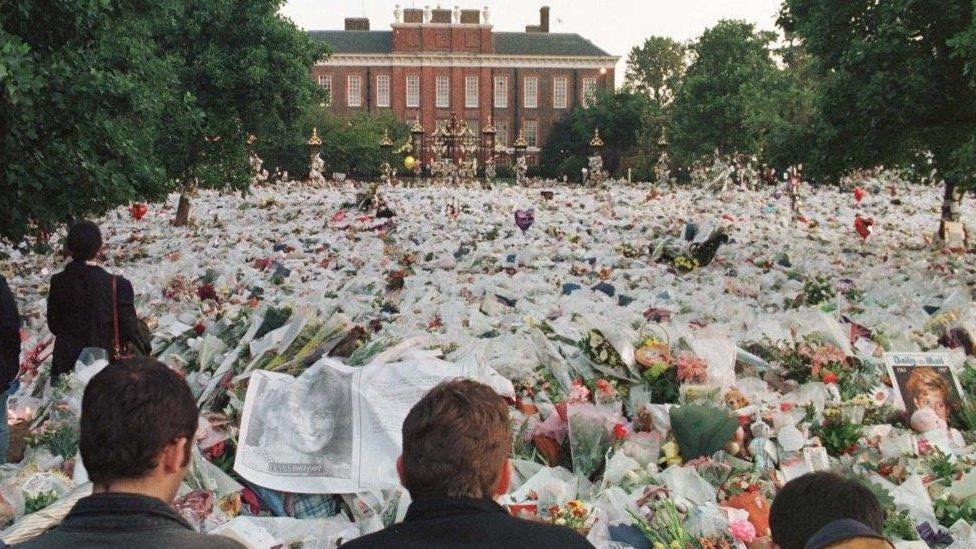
[281,0,783,84]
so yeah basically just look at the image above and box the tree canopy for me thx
[667,20,782,168]
[0,0,329,239]
[624,36,687,105]
[780,0,976,228]
[0,0,172,242]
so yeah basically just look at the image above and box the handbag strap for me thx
[111,275,122,359]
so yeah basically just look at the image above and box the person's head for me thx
[80,358,198,502]
[397,379,511,501]
[770,472,885,549]
[286,368,348,454]
[66,220,103,261]
[905,367,952,422]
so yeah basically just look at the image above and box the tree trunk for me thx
[173,179,195,227]
[937,179,964,243]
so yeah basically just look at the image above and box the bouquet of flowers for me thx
[567,403,618,481]
[545,500,595,536]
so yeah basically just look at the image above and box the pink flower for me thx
[568,379,591,404]
[595,379,614,396]
[676,353,708,383]
[730,519,757,543]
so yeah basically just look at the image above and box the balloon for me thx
[514,209,535,233]
[130,203,148,221]
[854,187,865,203]
[404,156,416,170]
[854,216,874,241]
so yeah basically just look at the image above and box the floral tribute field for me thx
[1,175,975,547]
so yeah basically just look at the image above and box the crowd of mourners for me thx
[0,222,896,548]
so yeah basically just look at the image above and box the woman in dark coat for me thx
[47,221,142,379]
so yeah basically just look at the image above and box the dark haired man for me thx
[47,220,145,377]
[16,358,243,548]
[343,379,593,549]
[769,472,892,549]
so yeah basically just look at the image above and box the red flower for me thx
[780,402,795,412]
[241,487,262,514]
[595,379,614,395]
[613,423,629,440]
[193,322,206,335]
[822,371,839,384]
[197,283,218,301]
[878,463,893,477]
[203,440,226,460]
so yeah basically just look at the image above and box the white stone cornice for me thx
[316,53,619,70]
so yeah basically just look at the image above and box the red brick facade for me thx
[309,8,618,159]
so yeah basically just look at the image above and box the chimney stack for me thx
[344,17,370,31]
[526,6,551,33]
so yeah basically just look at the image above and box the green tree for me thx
[313,111,410,180]
[624,36,687,105]
[780,0,976,238]
[743,42,824,171]
[540,90,657,181]
[151,0,328,226]
[667,20,780,168]
[0,0,172,243]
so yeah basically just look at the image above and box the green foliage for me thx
[152,0,329,193]
[0,0,328,241]
[668,20,781,168]
[539,90,659,180]
[0,0,172,242]
[669,404,739,460]
[811,417,862,456]
[884,509,919,541]
[24,491,60,515]
[624,36,687,105]
[779,0,976,190]
[307,111,410,180]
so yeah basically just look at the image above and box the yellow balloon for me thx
[404,156,417,170]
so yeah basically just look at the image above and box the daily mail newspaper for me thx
[234,354,477,493]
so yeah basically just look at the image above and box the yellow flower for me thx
[659,441,683,466]
[654,543,666,549]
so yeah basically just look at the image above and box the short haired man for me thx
[17,358,243,548]
[769,472,892,549]
[342,379,593,549]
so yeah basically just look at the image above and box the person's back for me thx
[15,358,243,549]
[342,379,593,549]
[47,221,140,378]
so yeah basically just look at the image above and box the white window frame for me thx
[553,76,568,109]
[318,75,333,106]
[406,75,420,108]
[582,77,598,106]
[347,75,362,107]
[436,75,450,108]
[465,76,479,108]
[494,76,508,108]
[524,120,538,148]
[524,76,538,109]
[376,74,390,108]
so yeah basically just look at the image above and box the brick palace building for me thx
[308,6,618,161]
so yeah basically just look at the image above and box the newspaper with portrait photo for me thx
[234,354,486,493]
[884,352,967,436]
